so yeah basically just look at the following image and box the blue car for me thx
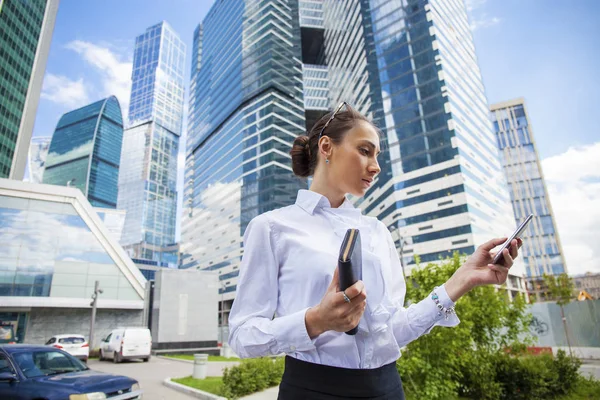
[0,345,142,400]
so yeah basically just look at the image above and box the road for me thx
[87,357,239,400]
[580,360,600,380]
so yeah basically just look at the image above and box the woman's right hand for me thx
[305,267,367,339]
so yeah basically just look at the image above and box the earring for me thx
[326,158,329,164]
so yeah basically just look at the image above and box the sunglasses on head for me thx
[318,102,348,141]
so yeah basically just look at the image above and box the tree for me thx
[397,253,534,400]
[543,273,575,356]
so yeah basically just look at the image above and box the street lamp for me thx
[89,281,103,350]
[66,178,76,187]
[219,281,226,327]
[218,281,227,341]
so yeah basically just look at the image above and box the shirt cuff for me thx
[271,307,317,354]
[407,284,460,333]
[439,283,456,308]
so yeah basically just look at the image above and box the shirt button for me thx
[290,346,296,351]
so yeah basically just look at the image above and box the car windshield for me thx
[13,350,88,378]
[58,337,85,344]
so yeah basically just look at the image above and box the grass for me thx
[556,376,600,400]
[165,354,240,362]
[172,376,224,396]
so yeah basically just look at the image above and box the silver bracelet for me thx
[431,289,455,320]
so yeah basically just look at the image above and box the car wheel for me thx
[99,350,105,361]
[113,352,120,363]
[143,356,150,362]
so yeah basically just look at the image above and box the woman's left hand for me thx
[445,237,522,302]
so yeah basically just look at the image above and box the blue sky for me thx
[32,0,600,275]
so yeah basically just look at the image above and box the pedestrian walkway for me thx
[580,361,600,380]
[88,357,241,400]
[88,358,197,400]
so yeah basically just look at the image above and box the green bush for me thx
[220,357,284,399]
[398,253,592,400]
[558,375,600,400]
[457,351,502,400]
[552,349,582,395]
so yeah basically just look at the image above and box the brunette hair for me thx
[290,104,377,177]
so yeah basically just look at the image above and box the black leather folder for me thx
[338,228,362,335]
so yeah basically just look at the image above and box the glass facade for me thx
[491,99,567,277]
[181,0,306,301]
[182,0,523,305]
[128,22,185,133]
[323,0,517,270]
[27,136,51,184]
[302,64,329,110]
[0,0,55,179]
[117,22,185,265]
[42,97,123,209]
[0,194,142,301]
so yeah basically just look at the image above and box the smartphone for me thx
[492,214,533,265]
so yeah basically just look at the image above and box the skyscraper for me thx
[27,136,51,183]
[42,96,124,208]
[182,0,525,315]
[490,98,567,277]
[0,0,59,179]
[323,0,518,272]
[181,0,307,316]
[117,22,185,265]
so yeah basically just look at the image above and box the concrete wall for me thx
[25,307,143,349]
[152,269,218,349]
[529,299,600,348]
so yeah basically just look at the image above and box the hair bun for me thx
[290,135,311,178]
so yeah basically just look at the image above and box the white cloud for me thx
[470,15,501,31]
[465,0,488,11]
[541,142,600,275]
[41,74,90,109]
[465,0,501,31]
[65,40,133,113]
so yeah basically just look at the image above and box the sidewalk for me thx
[157,356,240,377]
[580,361,600,380]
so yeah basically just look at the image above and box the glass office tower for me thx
[117,22,185,265]
[182,0,525,314]
[323,0,517,271]
[181,0,307,312]
[491,98,567,277]
[43,96,124,208]
[0,0,58,179]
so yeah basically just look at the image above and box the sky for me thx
[32,0,600,275]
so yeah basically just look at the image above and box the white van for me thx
[99,327,152,363]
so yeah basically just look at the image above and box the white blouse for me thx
[228,189,459,369]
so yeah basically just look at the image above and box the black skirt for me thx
[277,356,405,399]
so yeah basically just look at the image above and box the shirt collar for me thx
[295,189,355,215]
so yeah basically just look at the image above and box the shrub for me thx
[398,253,589,400]
[220,357,284,399]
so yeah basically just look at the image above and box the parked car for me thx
[0,344,142,400]
[99,328,151,363]
[45,335,89,363]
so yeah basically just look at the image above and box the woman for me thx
[228,103,521,399]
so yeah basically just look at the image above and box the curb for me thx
[158,355,193,364]
[163,378,227,400]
